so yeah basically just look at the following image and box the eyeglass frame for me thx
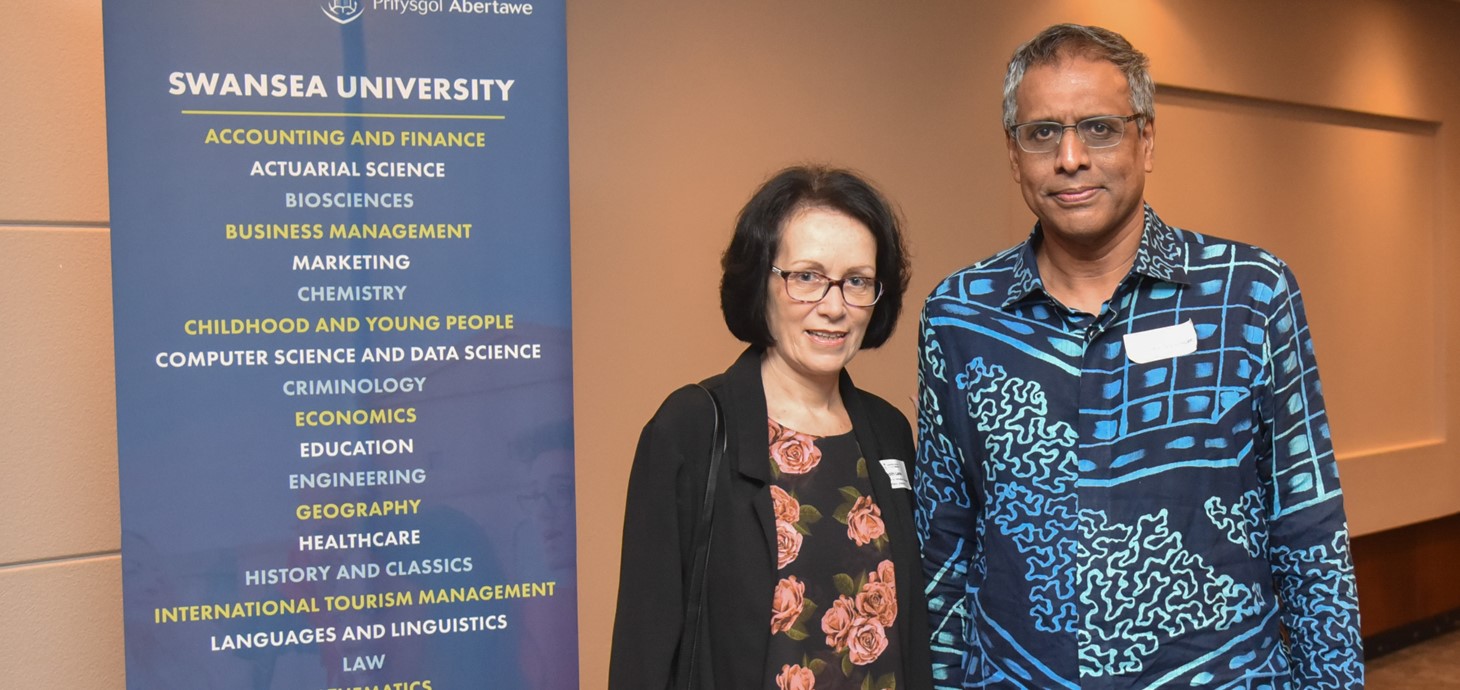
[517,477,574,513]
[1008,114,1145,154]
[770,266,883,307]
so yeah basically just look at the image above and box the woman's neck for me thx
[760,355,851,435]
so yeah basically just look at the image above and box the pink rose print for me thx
[770,485,801,525]
[769,418,788,444]
[770,576,806,635]
[845,495,885,545]
[875,559,896,596]
[775,519,804,569]
[771,433,822,474]
[776,663,816,690]
[820,594,857,651]
[856,580,897,627]
[846,618,889,666]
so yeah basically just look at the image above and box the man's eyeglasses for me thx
[1010,114,1143,154]
[771,267,882,307]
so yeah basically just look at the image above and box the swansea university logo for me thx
[322,0,363,24]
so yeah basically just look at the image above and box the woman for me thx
[610,166,931,690]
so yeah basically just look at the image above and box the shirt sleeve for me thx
[1259,264,1364,688]
[914,308,978,690]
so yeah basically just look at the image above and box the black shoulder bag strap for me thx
[676,384,726,690]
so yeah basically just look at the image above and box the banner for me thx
[104,2,576,688]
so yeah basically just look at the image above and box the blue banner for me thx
[105,1,576,688]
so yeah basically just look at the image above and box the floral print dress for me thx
[765,418,902,690]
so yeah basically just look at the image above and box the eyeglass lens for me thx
[1015,116,1131,153]
[778,269,881,306]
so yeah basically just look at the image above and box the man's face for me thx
[1008,54,1155,249]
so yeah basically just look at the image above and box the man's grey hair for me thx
[1002,23,1155,132]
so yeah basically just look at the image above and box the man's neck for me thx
[1034,220,1144,316]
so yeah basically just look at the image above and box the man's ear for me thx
[1007,134,1023,183]
[1140,118,1155,173]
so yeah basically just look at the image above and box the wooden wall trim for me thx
[1352,511,1460,639]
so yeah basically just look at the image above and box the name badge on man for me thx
[879,459,911,490]
[1123,320,1198,364]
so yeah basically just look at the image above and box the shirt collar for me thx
[1003,204,1190,309]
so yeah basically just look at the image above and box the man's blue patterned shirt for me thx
[914,206,1362,689]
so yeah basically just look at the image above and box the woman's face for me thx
[763,206,878,384]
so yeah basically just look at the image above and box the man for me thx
[914,24,1362,689]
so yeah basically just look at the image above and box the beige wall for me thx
[3,0,1458,686]
[1,0,119,684]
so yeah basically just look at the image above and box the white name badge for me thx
[879,459,911,490]
[1123,319,1198,364]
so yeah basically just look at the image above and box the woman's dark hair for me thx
[721,165,910,349]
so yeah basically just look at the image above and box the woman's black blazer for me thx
[609,347,933,689]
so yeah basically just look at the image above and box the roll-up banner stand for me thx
[104,2,577,687]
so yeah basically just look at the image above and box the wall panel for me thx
[0,557,122,686]
[0,227,120,563]
[0,1,108,223]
